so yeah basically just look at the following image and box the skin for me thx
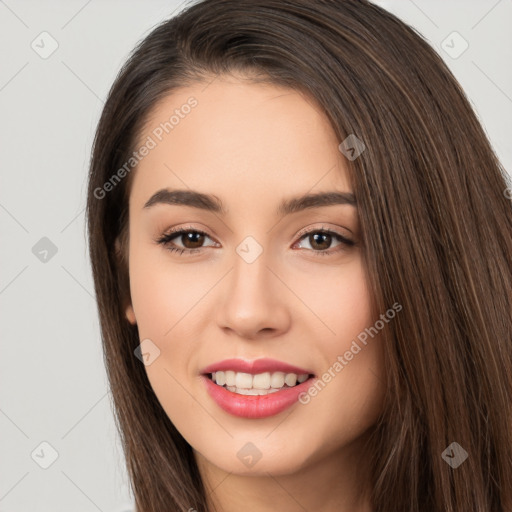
[123,74,385,512]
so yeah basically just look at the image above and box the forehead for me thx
[129,76,352,209]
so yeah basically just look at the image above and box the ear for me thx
[114,235,136,325]
[125,303,137,325]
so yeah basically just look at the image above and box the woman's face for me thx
[123,75,385,477]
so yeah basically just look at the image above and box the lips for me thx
[200,357,314,376]
[199,358,317,418]
[201,374,316,418]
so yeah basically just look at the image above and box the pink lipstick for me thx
[200,358,316,419]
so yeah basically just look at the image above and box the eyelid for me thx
[156,224,219,247]
[294,224,352,241]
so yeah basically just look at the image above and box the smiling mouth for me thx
[206,370,315,396]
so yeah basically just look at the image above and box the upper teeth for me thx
[211,371,309,389]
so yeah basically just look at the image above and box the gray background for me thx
[1,1,511,511]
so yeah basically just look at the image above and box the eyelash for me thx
[155,225,355,257]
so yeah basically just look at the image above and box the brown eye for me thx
[308,232,333,251]
[156,228,217,255]
[179,231,205,249]
[295,228,354,255]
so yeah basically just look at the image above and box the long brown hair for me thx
[86,1,512,510]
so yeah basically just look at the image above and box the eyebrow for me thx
[143,188,356,216]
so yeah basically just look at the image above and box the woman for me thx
[86,0,512,510]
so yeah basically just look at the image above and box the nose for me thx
[215,251,291,340]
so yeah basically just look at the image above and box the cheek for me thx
[127,246,205,432]
[290,259,384,432]
[128,242,207,339]
[127,242,216,392]
[293,257,373,348]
